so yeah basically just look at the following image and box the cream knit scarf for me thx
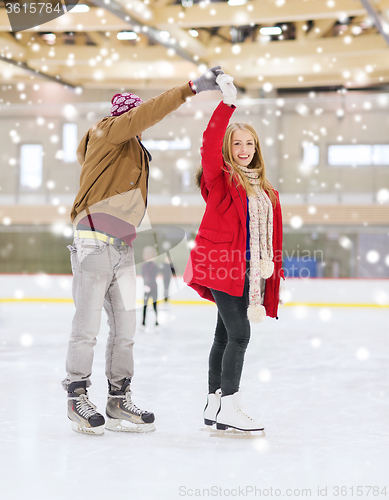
[236,165,274,323]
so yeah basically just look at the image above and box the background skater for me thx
[142,246,159,327]
[162,255,176,302]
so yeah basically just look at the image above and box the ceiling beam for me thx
[359,0,389,46]
[307,19,336,39]
[295,21,308,41]
[152,0,389,29]
[24,43,184,62]
[221,52,389,78]
[240,69,389,89]
[0,54,79,89]
[85,31,110,47]
[21,37,389,90]
[204,33,389,61]
[2,1,389,90]
[22,33,388,65]
[0,34,26,59]
[88,0,206,65]
[2,0,389,32]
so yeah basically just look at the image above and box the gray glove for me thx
[192,66,224,93]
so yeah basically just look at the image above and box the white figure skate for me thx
[203,389,222,426]
[216,392,264,433]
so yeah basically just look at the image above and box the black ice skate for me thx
[67,381,105,436]
[106,378,155,433]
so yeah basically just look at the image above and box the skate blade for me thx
[105,419,156,433]
[209,428,266,439]
[199,424,216,433]
[71,422,104,436]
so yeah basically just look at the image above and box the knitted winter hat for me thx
[110,93,143,116]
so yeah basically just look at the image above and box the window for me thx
[182,170,191,187]
[20,144,43,189]
[142,138,191,151]
[328,144,389,166]
[63,123,78,162]
[303,143,319,166]
[372,145,389,165]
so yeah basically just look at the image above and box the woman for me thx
[184,75,284,432]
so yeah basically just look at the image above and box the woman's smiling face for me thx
[231,129,256,167]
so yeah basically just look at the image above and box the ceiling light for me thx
[228,0,247,5]
[352,26,362,35]
[260,27,282,36]
[117,31,137,40]
[42,33,56,45]
[159,31,171,41]
[189,29,199,37]
[67,4,89,12]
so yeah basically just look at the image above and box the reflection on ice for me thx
[19,333,34,347]
[310,338,322,348]
[318,308,332,321]
[356,347,370,361]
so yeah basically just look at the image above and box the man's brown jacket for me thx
[71,83,194,227]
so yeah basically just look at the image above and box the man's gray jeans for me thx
[62,236,137,391]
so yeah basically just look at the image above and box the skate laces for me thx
[234,398,255,421]
[123,393,145,416]
[75,394,99,419]
[240,409,255,421]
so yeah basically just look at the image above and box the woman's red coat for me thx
[183,102,284,319]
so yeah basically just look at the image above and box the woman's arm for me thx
[201,102,235,185]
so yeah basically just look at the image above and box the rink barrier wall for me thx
[0,298,388,308]
[1,204,389,226]
[0,275,388,308]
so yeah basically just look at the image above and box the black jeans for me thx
[209,270,250,396]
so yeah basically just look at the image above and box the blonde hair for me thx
[222,123,277,206]
[195,123,277,207]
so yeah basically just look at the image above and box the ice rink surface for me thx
[0,276,388,500]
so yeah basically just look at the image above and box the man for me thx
[62,67,224,435]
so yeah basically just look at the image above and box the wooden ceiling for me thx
[1,0,389,92]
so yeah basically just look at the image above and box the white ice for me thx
[0,276,388,500]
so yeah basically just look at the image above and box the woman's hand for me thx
[216,74,237,107]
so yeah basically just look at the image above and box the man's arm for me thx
[99,83,194,145]
[98,66,223,145]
